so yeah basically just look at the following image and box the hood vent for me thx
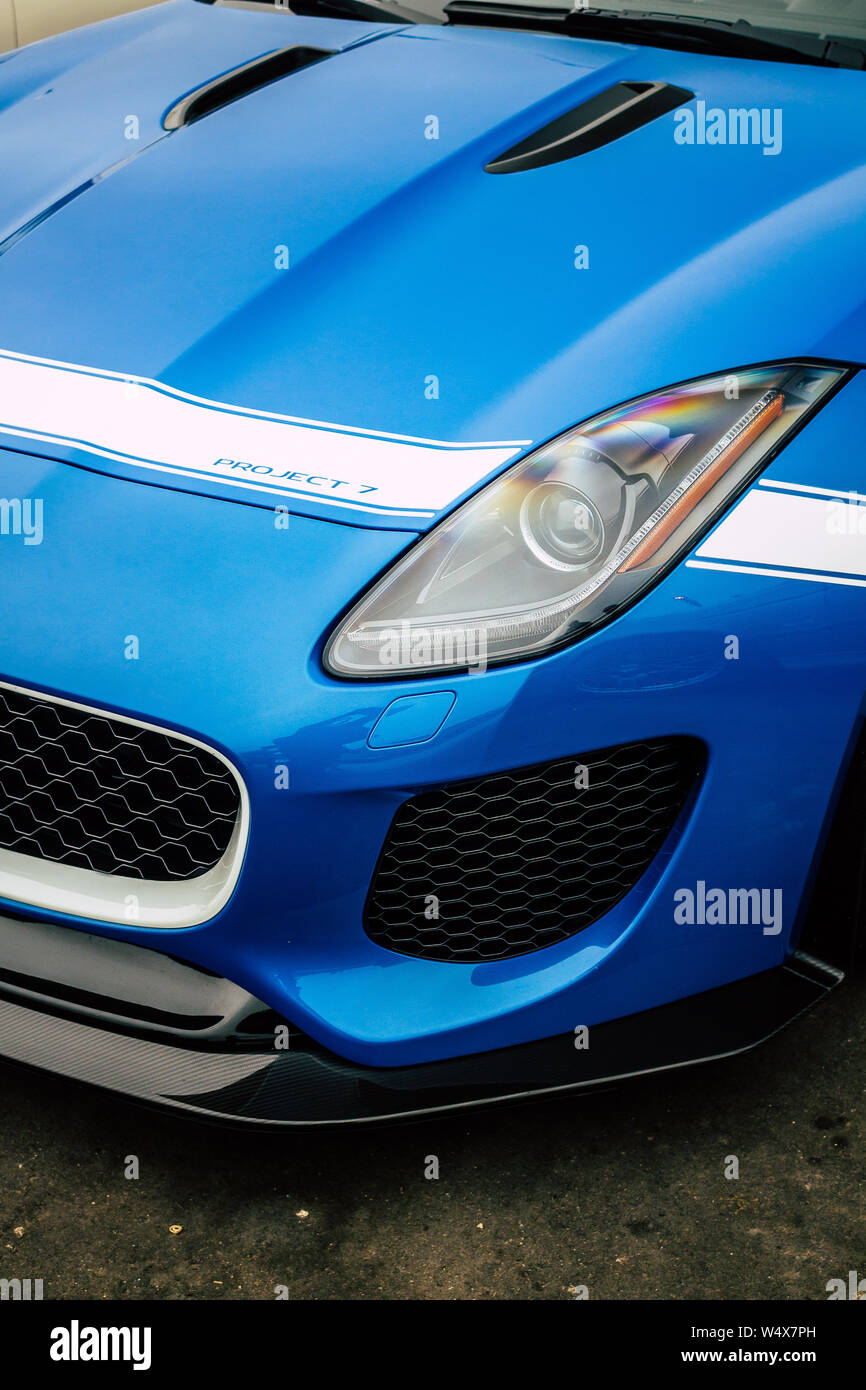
[162,45,335,131]
[485,81,693,174]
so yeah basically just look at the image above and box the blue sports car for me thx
[0,0,863,1125]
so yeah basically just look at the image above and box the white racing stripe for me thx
[691,485,866,586]
[0,349,529,518]
[758,477,866,505]
[687,559,866,589]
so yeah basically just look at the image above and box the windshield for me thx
[217,0,866,46]
[484,0,866,42]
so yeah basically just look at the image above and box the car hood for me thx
[0,0,863,529]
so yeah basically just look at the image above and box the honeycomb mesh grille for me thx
[365,737,703,962]
[0,685,241,882]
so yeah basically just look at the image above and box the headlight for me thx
[324,363,847,678]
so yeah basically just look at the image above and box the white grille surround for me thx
[0,681,249,929]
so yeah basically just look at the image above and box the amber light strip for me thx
[618,391,785,573]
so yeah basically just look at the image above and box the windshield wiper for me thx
[445,2,866,70]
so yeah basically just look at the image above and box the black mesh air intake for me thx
[365,737,704,962]
[0,685,240,881]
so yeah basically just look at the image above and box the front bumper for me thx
[0,953,840,1125]
[0,374,865,1116]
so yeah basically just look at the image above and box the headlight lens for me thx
[324,363,846,678]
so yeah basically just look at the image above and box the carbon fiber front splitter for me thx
[0,952,840,1127]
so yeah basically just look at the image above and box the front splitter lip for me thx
[0,952,841,1127]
